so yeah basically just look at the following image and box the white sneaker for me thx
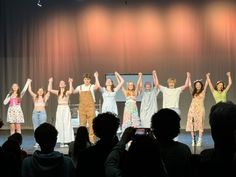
[116,127,122,134]
[64,144,69,148]
[196,140,202,146]
[60,143,65,148]
[192,140,195,146]
[34,143,39,148]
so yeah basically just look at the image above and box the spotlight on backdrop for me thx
[37,0,42,7]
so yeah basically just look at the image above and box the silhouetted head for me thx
[209,101,236,153]
[93,112,120,141]
[151,109,180,142]
[8,133,23,146]
[2,140,21,162]
[75,126,90,144]
[34,123,58,153]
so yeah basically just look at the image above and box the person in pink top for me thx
[3,79,31,135]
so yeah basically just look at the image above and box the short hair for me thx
[34,123,58,148]
[151,109,180,141]
[8,133,23,145]
[144,81,152,87]
[167,78,176,84]
[83,73,91,79]
[209,101,236,148]
[92,112,120,139]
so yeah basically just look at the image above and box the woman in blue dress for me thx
[97,71,124,115]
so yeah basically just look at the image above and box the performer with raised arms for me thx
[48,77,74,147]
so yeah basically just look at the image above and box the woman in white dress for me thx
[3,79,31,135]
[48,77,74,147]
[97,71,124,115]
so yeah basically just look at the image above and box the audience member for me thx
[22,123,75,177]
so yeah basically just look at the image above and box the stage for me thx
[0,129,214,155]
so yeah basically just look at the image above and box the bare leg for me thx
[199,131,203,139]
[15,123,21,134]
[10,123,16,135]
[191,131,195,139]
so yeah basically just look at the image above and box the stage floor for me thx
[0,129,214,155]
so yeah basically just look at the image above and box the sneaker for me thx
[60,143,65,148]
[33,143,39,148]
[117,127,122,134]
[196,140,202,146]
[192,140,195,146]
[64,144,69,148]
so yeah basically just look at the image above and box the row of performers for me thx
[2,71,232,146]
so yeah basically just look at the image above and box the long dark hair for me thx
[35,88,45,101]
[58,88,67,98]
[73,126,91,158]
[192,81,204,97]
[106,79,115,92]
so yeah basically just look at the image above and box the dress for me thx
[101,87,118,115]
[122,96,141,132]
[56,95,74,143]
[140,88,159,128]
[3,81,30,124]
[186,92,205,132]
[6,97,24,123]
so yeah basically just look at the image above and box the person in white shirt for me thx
[156,72,190,115]
[73,72,99,143]
[155,72,190,140]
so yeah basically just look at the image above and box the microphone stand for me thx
[192,117,196,154]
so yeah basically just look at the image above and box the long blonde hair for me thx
[126,81,135,96]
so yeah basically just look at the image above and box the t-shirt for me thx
[160,86,182,109]
[212,90,227,103]
[74,84,96,102]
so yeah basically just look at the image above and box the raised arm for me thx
[153,70,161,89]
[188,73,193,94]
[93,71,100,90]
[48,77,58,95]
[114,72,124,91]
[28,80,37,98]
[21,79,31,97]
[225,72,232,92]
[152,70,159,89]
[206,73,214,93]
[203,76,209,92]
[66,78,74,95]
[134,72,142,96]
[180,72,190,91]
